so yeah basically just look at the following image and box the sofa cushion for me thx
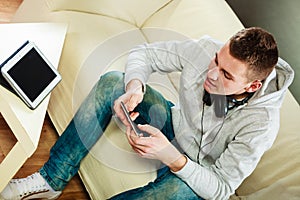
[143,0,243,41]
[46,0,172,27]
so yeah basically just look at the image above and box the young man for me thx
[1,27,294,200]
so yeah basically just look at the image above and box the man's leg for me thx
[110,169,202,200]
[134,84,175,141]
[39,71,178,191]
[39,71,126,191]
[1,71,127,200]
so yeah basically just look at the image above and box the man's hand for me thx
[114,79,144,127]
[127,124,187,172]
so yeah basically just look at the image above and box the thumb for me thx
[137,124,160,136]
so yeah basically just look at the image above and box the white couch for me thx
[12,0,300,199]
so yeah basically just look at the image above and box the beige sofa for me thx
[12,0,300,199]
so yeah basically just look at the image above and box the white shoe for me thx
[0,172,62,200]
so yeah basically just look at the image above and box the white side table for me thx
[0,23,67,191]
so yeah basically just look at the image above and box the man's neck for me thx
[232,92,251,101]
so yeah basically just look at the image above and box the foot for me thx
[0,172,62,200]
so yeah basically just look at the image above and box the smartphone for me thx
[120,101,149,137]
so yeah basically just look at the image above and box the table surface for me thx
[0,22,67,191]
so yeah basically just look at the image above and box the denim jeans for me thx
[39,71,202,199]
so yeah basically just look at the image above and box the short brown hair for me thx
[229,27,278,81]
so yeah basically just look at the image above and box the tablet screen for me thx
[7,48,57,102]
[1,41,61,109]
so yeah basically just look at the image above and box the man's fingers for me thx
[137,124,159,137]
[129,112,139,121]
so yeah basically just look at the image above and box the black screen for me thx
[7,48,56,101]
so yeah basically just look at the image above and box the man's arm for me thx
[168,154,187,172]
[173,117,279,200]
[124,39,199,87]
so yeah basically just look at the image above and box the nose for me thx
[207,66,219,81]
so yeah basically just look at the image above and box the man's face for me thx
[204,42,252,96]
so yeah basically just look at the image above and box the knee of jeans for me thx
[95,71,125,98]
[98,71,123,85]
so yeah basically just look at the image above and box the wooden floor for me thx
[0,0,90,199]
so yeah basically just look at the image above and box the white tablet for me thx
[1,41,61,109]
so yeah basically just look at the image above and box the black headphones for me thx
[203,90,254,118]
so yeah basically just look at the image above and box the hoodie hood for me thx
[249,57,294,108]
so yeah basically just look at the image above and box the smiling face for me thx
[204,42,262,97]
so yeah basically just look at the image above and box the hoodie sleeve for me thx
[173,108,281,200]
[124,40,187,86]
[124,36,218,87]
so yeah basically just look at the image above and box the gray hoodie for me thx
[124,36,294,200]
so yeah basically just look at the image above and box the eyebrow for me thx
[215,52,235,80]
[215,53,219,65]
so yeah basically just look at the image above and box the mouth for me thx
[204,78,216,88]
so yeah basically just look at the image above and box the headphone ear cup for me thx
[213,95,227,118]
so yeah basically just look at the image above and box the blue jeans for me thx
[39,71,202,199]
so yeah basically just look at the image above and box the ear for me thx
[245,80,262,93]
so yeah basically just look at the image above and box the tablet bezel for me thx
[1,41,61,109]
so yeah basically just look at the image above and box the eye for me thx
[222,69,232,80]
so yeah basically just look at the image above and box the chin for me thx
[203,85,219,95]
[204,85,217,95]
[204,81,220,94]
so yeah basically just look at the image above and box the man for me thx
[1,27,294,200]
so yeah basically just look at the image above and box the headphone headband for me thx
[203,90,254,117]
